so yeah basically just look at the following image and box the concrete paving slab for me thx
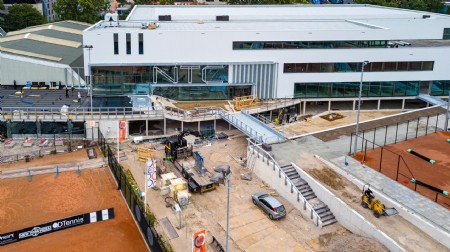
[218,209,266,230]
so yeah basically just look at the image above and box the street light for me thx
[445,90,450,132]
[224,170,232,252]
[353,61,370,156]
[83,45,93,115]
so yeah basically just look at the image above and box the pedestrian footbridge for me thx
[218,110,285,144]
[417,95,448,107]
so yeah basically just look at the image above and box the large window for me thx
[284,61,434,73]
[293,81,430,98]
[113,33,119,55]
[233,40,388,50]
[126,33,131,55]
[443,28,450,40]
[430,80,450,96]
[138,33,144,55]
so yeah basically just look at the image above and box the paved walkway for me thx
[330,156,450,233]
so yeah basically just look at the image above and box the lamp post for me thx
[353,61,370,156]
[445,90,450,132]
[225,171,232,252]
[83,45,93,116]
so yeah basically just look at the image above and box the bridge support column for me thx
[213,118,216,131]
[146,120,148,136]
[377,99,381,110]
[198,121,200,132]
[353,100,356,111]
[303,101,306,114]
[269,110,273,121]
[328,100,331,111]
[402,99,405,110]
[181,121,184,131]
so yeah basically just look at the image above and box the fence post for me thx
[395,122,399,144]
[425,116,429,135]
[415,118,420,138]
[361,130,365,151]
[395,155,400,181]
[379,147,383,172]
[384,125,388,146]
[56,165,59,177]
[363,140,368,162]
[405,120,409,141]
[372,128,376,149]
[349,133,353,154]
[435,114,439,133]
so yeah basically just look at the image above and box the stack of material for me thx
[160,172,177,196]
[170,178,190,206]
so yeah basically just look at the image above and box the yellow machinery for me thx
[137,147,156,162]
[233,95,259,111]
[361,184,386,218]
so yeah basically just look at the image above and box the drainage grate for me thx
[160,217,179,239]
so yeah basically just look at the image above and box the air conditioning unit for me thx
[216,15,229,21]
[158,15,172,21]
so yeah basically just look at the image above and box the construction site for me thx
[0,92,449,252]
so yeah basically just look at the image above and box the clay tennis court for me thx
[354,131,450,209]
[0,168,148,251]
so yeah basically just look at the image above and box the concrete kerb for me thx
[289,162,405,252]
[316,155,450,249]
[287,106,440,140]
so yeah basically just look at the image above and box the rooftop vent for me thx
[423,15,431,19]
[159,15,172,21]
[216,15,229,21]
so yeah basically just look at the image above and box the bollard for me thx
[77,164,81,177]
[28,169,32,182]
[56,165,59,177]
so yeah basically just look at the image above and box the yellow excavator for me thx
[361,184,388,218]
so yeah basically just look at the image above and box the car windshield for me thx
[276,206,285,213]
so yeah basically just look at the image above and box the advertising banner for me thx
[118,120,127,142]
[0,208,114,246]
[192,230,206,252]
[146,160,157,189]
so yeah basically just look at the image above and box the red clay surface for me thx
[355,132,450,209]
[0,168,148,252]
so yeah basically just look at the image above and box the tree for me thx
[54,0,110,24]
[4,4,45,32]
[0,0,4,10]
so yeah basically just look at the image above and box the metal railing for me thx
[241,96,302,115]
[247,139,321,227]
[218,109,264,143]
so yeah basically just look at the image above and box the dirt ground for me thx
[277,111,400,138]
[120,135,388,252]
[0,148,98,170]
[312,106,445,142]
[354,131,450,209]
[172,100,230,110]
[0,168,147,252]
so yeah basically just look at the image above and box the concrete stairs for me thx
[280,164,337,227]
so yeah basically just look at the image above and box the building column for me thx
[145,120,148,136]
[198,121,200,132]
[402,99,406,110]
[181,121,184,132]
[269,110,273,121]
[328,100,331,111]
[229,122,231,130]
[163,118,166,135]
[353,100,356,111]
[213,119,216,131]
[377,100,381,110]
[303,101,306,114]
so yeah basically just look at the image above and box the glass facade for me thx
[284,61,434,73]
[430,80,450,96]
[113,33,119,55]
[91,65,241,100]
[233,40,388,50]
[443,28,450,40]
[126,33,131,55]
[139,33,144,55]
[294,81,427,98]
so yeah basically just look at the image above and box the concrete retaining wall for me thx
[317,155,450,249]
[247,146,320,227]
[290,162,404,252]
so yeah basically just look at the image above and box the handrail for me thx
[247,139,321,226]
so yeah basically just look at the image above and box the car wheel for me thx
[252,199,257,205]
[269,214,274,220]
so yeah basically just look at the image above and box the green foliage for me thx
[4,4,45,32]
[227,0,308,3]
[0,0,4,10]
[54,0,109,24]
[355,0,444,13]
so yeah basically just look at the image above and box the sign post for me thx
[192,230,206,252]
[145,160,156,209]
[118,120,126,163]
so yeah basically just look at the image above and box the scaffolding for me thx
[233,95,259,111]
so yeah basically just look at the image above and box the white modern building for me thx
[83,5,450,104]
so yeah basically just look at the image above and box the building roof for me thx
[125,4,449,22]
[86,4,450,34]
[0,21,90,67]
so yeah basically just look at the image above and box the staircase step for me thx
[314,206,329,214]
[321,218,338,227]
[299,187,312,194]
[318,211,333,219]
[287,174,301,180]
[284,170,298,176]
[305,194,317,200]
[321,214,336,223]
[294,181,308,188]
